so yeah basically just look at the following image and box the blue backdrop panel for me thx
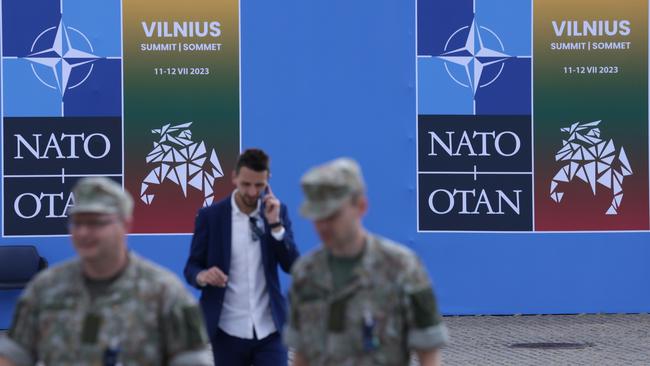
[1,0,649,330]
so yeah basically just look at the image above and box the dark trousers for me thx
[212,328,288,366]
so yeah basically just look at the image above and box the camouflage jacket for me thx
[0,252,212,366]
[284,234,448,366]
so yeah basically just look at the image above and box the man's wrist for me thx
[270,226,286,241]
[196,271,207,287]
[269,221,283,229]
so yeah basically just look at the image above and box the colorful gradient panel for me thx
[123,0,240,233]
[533,0,649,230]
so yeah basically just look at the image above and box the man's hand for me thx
[263,185,281,228]
[197,266,228,287]
[0,356,16,366]
[292,351,309,366]
[416,348,441,366]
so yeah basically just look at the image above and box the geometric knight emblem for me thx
[550,120,633,215]
[140,122,224,207]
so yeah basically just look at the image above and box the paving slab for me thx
[440,314,650,366]
[3,314,650,365]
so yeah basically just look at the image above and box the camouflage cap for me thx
[68,177,134,218]
[300,157,365,220]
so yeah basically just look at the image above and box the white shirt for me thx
[216,191,284,339]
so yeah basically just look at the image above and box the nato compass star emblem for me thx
[438,19,510,96]
[23,19,101,97]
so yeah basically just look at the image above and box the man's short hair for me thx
[235,148,270,173]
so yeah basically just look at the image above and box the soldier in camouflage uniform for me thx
[0,177,213,366]
[284,158,448,366]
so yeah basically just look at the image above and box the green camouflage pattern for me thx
[4,253,210,366]
[284,234,448,366]
[68,177,134,218]
[300,157,365,220]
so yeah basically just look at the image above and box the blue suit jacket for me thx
[184,196,300,340]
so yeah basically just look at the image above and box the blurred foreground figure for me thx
[0,177,213,366]
[285,158,448,366]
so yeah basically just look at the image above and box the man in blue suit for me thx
[184,148,299,366]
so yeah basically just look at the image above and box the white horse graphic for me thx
[550,120,632,215]
[140,122,224,207]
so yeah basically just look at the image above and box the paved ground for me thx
[3,314,650,365]
[440,314,650,365]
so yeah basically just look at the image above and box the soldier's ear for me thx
[122,216,134,232]
[357,194,368,216]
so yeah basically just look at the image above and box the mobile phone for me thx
[259,186,269,202]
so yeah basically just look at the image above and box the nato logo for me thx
[438,20,509,97]
[417,114,533,231]
[2,0,121,117]
[417,0,530,115]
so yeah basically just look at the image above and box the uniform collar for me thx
[311,234,380,297]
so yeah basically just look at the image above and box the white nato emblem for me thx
[140,122,224,206]
[24,20,100,96]
[550,120,633,215]
[438,19,510,95]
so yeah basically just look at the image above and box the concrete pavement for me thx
[440,314,650,365]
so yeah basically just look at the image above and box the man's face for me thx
[69,212,128,264]
[313,197,365,251]
[232,166,269,210]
